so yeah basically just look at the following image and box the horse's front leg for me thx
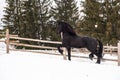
[89,53,94,60]
[57,44,63,55]
[67,46,71,61]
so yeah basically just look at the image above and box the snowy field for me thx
[0,41,120,80]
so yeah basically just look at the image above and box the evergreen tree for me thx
[2,0,17,34]
[18,0,51,45]
[115,0,120,40]
[19,0,38,39]
[50,0,79,41]
[97,0,120,45]
[36,0,51,40]
[80,0,120,45]
[51,0,79,27]
[2,0,51,40]
[79,0,101,37]
[2,0,52,48]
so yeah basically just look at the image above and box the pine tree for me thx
[18,0,51,46]
[37,0,51,40]
[19,0,37,39]
[100,0,120,45]
[80,0,120,45]
[51,0,79,27]
[115,0,120,40]
[2,0,26,35]
[2,0,17,34]
[2,0,52,47]
[50,0,79,41]
[80,0,101,37]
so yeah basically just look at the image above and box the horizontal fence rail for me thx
[10,36,62,44]
[10,43,57,50]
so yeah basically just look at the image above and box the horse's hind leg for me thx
[89,52,101,64]
[96,57,101,64]
[95,53,102,64]
[90,51,101,64]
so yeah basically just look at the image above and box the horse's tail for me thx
[97,39,103,58]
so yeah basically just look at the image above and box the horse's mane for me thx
[57,21,77,36]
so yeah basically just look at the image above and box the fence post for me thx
[6,29,9,53]
[63,48,67,60]
[118,41,120,66]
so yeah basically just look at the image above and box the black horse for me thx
[56,21,103,64]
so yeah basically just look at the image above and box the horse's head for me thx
[56,20,63,34]
[56,20,77,36]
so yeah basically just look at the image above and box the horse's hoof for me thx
[89,54,94,60]
[89,57,93,60]
[96,61,100,64]
[60,50,63,55]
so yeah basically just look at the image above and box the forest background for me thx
[1,0,120,47]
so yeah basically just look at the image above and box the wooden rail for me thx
[103,46,117,55]
[118,42,120,66]
[10,36,62,44]
[0,34,5,37]
[0,40,5,42]
[10,42,57,50]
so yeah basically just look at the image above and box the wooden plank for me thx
[10,36,62,44]
[10,42,57,50]
[9,35,18,37]
[6,29,9,53]
[103,45,118,55]
[0,34,5,37]
[104,46,117,49]
[63,48,67,60]
[10,40,19,43]
[118,41,120,66]
[0,40,5,42]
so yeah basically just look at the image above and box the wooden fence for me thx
[0,29,120,66]
[5,29,68,60]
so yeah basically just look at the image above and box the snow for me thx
[0,41,120,80]
[0,38,6,50]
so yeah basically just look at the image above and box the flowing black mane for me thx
[57,21,77,36]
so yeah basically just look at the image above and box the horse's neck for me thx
[61,32,69,39]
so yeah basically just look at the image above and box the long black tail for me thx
[97,39,103,58]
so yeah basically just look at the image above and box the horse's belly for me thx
[71,41,85,48]
[72,45,84,48]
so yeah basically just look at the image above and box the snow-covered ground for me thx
[0,41,120,80]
